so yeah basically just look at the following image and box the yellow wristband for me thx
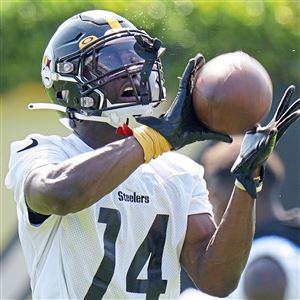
[133,126,171,163]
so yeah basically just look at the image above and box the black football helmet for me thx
[29,10,166,128]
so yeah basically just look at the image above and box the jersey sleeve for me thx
[5,134,69,220]
[154,152,214,217]
[188,168,213,216]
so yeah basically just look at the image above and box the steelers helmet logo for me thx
[41,46,54,88]
[79,36,98,49]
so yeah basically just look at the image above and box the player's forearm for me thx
[25,136,144,215]
[197,188,255,296]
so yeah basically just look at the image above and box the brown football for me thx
[192,51,273,135]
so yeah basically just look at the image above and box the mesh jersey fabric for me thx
[5,133,213,299]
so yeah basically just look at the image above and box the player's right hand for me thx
[136,53,232,150]
[231,85,300,198]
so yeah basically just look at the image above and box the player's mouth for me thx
[119,85,140,102]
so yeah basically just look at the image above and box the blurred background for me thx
[1,1,299,298]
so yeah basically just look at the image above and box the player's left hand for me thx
[231,85,300,198]
[136,53,232,150]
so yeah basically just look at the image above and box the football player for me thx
[5,10,300,299]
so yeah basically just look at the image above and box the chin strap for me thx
[28,103,110,123]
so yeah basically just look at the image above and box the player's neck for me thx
[74,121,125,149]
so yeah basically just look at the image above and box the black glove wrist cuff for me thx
[235,174,263,199]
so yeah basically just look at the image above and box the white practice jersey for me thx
[5,133,212,300]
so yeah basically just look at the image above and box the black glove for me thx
[136,53,232,150]
[231,85,300,198]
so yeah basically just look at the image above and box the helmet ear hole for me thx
[56,90,69,103]
[56,91,63,100]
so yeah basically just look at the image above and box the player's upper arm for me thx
[24,163,63,216]
[180,213,216,286]
[5,134,72,220]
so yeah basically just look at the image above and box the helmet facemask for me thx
[83,34,165,126]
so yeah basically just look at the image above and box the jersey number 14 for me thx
[84,207,169,300]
